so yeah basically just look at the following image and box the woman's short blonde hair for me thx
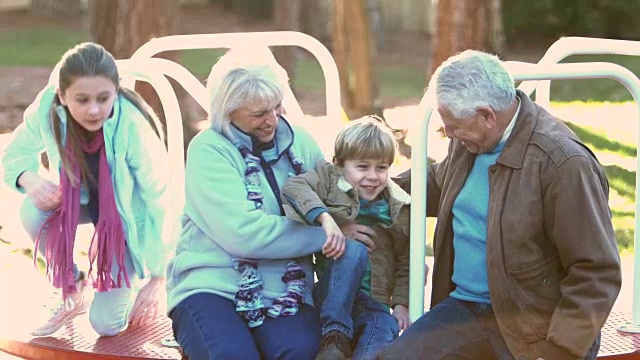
[206,49,290,138]
[333,115,397,166]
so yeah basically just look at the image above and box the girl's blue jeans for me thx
[20,196,140,336]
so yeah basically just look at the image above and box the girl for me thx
[1,42,176,337]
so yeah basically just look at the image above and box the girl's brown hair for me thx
[52,42,164,186]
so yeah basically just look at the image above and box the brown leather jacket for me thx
[282,160,412,308]
[395,91,621,359]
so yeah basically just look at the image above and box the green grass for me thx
[0,28,88,66]
[179,49,227,79]
[549,54,640,102]
[378,66,426,99]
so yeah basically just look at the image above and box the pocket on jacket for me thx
[508,257,564,340]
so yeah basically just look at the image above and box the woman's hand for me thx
[128,277,166,327]
[317,213,346,259]
[339,221,377,252]
[19,171,61,211]
[392,304,411,331]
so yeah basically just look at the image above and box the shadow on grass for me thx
[603,164,636,200]
[564,122,636,157]
[614,229,634,251]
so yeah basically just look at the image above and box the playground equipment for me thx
[0,32,639,359]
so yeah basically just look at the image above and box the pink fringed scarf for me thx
[34,129,130,299]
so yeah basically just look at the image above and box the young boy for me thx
[282,116,415,360]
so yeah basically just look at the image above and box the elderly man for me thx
[379,50,621,360]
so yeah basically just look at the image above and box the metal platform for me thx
[598,312,640,359]
[0,311,637,359]
[0,313,181,359]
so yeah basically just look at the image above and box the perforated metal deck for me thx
[0,311,638,359]
[597,312,640,359]
[0,313,181,359]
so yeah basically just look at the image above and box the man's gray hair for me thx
[427,50,516,119]
[206,49,289,138]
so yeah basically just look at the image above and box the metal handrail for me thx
[129,31,342,121]
[115,58,186,213]
[517,37,640,106]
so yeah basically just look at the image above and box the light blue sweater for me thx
[451,142,506,304]
[166,118,328,313]
[1,85,177,278]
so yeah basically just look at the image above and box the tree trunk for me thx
[430,0,502,75]
[331,0,353,111]
[430,0,459,75]
[331,0,377,118]
[273,0,301,87]
[90,0,178,60]
[486,0,505,55]
[346,0,375,116]
[462,0,485,50]
[300,0,329,46]
[89,0,199,156]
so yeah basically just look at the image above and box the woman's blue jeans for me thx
[170,292,321,360]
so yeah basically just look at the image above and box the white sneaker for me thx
[31,272,90,337]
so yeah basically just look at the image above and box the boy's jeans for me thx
[350,291,399,360]
[313,240,368,338]
[314,241,398,359]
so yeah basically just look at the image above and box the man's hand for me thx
[393,304,411,331]
[317,212,346,259]
[339,221,377,252]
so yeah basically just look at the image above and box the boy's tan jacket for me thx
[282,160,411,308]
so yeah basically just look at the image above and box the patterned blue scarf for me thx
[233,143,307,327]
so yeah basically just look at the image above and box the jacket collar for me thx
[229,115,295,157]
[496,89,539,170]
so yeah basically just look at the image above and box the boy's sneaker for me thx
[31,272,89,337]
[315,330,352,360]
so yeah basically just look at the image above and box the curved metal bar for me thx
[116,59,186,213]
[130,31,342,121]
[517,37,640,106]
[121,58,208,113]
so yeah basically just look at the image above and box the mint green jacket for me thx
[1,85,177,278]
[166,118,328,313]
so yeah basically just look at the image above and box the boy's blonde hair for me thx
[333,115,397,166]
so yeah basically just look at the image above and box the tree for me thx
[272,0,302,84]
[430,0,505,74]
[331,0,378,118]
[89,0,179,60]
[89,0,201,156]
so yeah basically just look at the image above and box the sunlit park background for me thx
[0,0,638,340]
